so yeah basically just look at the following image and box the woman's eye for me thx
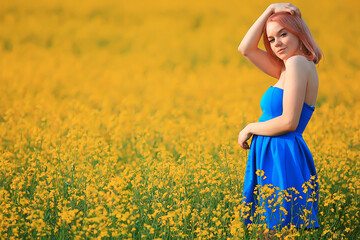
[269,39,274,43]
[281,33,287,37]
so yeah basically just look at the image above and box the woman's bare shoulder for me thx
[285,55,310,65]
[285,55,314,73]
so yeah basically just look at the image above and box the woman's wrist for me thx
[247,122,255,135]
[266,5,274,15]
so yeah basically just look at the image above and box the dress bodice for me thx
[259,86,315,135]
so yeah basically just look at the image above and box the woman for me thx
[237,3,322,233]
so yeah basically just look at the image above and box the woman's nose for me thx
[275,38,282,46]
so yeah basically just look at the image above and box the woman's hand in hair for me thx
[268,3,301,18]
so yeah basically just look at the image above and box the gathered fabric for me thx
[242,86,319,230]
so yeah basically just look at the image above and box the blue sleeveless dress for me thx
[242,86,319,230]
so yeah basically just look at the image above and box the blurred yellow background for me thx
[0,0,359,238]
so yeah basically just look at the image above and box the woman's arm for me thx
[238,56,309,149]
[238,3,300,79]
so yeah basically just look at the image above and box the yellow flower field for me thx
[0,0,359,239]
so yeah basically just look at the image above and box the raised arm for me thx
[238,3,301,79]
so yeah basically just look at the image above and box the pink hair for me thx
[263,12,323,64]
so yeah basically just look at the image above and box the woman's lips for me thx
[277,48,285,54]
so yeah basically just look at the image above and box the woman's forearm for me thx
[247,115,296,137]
[238,6,274,55]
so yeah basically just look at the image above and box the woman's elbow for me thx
[283,118,298,132]
[287,123,298,132]
[237,44,247,56]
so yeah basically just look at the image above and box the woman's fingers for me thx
[238,129,251,149]
[271,3,301,17]
[238,139,249,150]
[288,4,301,17]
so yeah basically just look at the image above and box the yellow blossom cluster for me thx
[0,0,359,239]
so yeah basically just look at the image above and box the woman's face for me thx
[266,21,302,61]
